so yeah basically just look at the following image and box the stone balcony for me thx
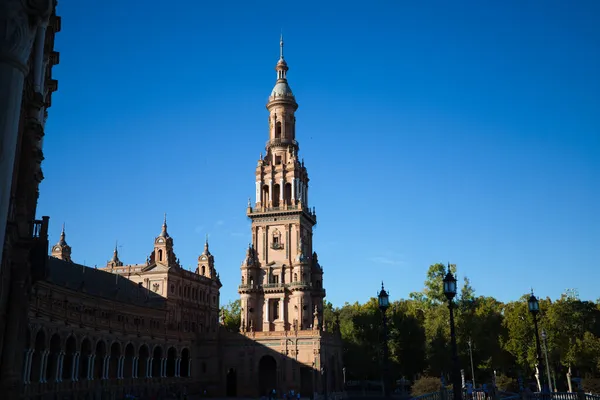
[247,203,317,224]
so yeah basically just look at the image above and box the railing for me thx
[414,391,600,400]
[266,138,299,147]
[248,203,317,219]
[239,281,314,291]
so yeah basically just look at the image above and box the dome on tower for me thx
[271,81,293,97]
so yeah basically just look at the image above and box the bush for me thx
[582,378,600,394]
[495,374,519,393]
[411,376,444,397]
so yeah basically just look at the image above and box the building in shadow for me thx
[0,1,344,394]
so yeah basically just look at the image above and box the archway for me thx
[79,339,91,380]
[31,330,46,383]
[284,183,292,205]
[94,341,106,380]
[109,342,121,379]
[62,336,76,381]
[273,185,281,207]
[180,348,190,377]
[138,345,149,378]
[124,343,134,378]
[152,346,163,377]
[258,355,277,396]
[166,347,176,377]
[46,334,61,382]
[226,368,237,397]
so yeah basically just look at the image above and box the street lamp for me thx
[467,338,476,389]
[541,329,553,392]
[528,291,545,393]
[378,282,390,399]
[443,264,462,400]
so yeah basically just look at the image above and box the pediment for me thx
[141,263,170,273]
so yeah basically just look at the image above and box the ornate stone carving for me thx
[0,0,53,72]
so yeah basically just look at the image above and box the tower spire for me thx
[159,213,169,237]
[280,33,284,60]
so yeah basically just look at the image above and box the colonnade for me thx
[22,332,191,385]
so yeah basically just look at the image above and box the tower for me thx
[197,236,216,279]
[239,36,325,332]
[150,214,177,267]
[51,224,72,262]
[107,242,123,269]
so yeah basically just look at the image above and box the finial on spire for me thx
[280,33,284,60]
[163,213,167,226]
[61,222,65,234]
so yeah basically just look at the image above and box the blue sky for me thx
[39,0,600,307]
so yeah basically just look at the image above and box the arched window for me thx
[293,273,298,282]
[201,265,205,275]
[275,121,282,139]
[158,249,163,261]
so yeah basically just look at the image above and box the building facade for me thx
[1,3,343,394]
[0,1,61,399]
[221,37,344,398]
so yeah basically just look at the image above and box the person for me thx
[466,381,474,400]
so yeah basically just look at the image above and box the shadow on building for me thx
[218,328,344,399]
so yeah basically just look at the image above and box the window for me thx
[158,249,163,261]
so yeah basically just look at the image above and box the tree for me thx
[220,299,241,332]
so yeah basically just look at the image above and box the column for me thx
[102,356,109,380]
[22,349,33,384]
[279,178,284,202]
[0,0,53,265]
[188,359,192,377]
[117,356,123,379]
[280,297,284,321]
[269,179,273,204]
[69,352,78,381]
[132,356,138,378]
[147,358,152,378]
[54,352,64,382]
[291,178,296,202]
[39,350,48,383]
[175,359,180,377]
[73,353,80,381]
[88,355,95,380]
[255,181,261,204]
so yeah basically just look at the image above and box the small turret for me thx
[51,224,72,262]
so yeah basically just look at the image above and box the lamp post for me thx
[378,282,390,399]
[468,338,476,389]
[528,291,545,393]
[443,264,462,400]
[541,329,553,392]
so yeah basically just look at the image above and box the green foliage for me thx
[329,262,600,392]
[220,299,241,332]
[411,376,443,396]
[495,374,518,392]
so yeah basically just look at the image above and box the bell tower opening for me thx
[275,121,282,139]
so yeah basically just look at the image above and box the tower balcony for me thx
[266,138,298,149]
[288,281,312,290]
[263,282,286,293]
[247,203,317,225]
[238,283,260,294]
